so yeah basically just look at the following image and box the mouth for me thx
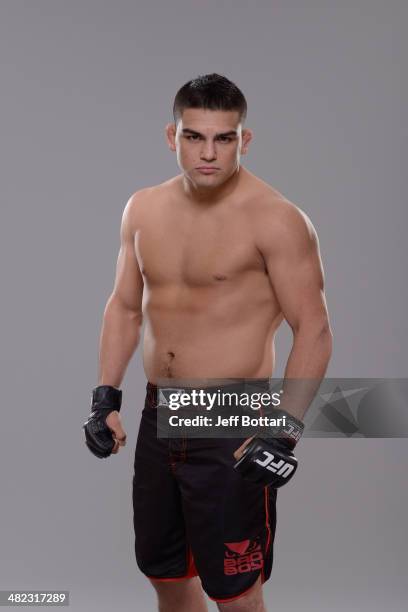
[195,167,219,174]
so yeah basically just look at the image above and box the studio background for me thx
[0,1,406,610]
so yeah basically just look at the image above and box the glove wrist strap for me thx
[92,385,122,413]
[260,408,304,449]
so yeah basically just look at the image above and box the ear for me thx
[165,123,177,152]
[240,128,253,155]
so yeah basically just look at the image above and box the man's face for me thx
[166,108,252,190]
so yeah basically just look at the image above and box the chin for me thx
[198,176,223,187]
[189,171,219,181]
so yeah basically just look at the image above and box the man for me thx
[84,74,332,611]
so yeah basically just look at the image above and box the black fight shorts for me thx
[132,381,278,603]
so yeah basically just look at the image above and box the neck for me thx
[181,166,243,204]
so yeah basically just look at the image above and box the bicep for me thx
[261,205,328,331]
[111,196,144,313]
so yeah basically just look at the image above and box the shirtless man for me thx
[84,74,332,612]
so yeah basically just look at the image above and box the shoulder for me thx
[120,187,151,235]
[245,183,318,255]
[122,178,174,231]
[125,176,179,215]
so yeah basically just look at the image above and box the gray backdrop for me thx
[0,1,406,610]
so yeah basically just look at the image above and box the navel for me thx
[162,351,175,377]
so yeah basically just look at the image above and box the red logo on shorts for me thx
[224,537,264,575]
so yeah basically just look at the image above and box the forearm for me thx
[279,324,333,420]
[97,297,143,388]
[285,323,332,379]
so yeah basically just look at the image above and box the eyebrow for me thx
[181,128,238,138]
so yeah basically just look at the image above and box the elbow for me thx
[293,319,333,356]
[127,308,144,326]
[105,295,144,326]
[318,323,333,358]
[123,305,144,326]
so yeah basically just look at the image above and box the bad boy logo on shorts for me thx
[223,537,264,575]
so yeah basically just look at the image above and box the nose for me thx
[200,141,217,162]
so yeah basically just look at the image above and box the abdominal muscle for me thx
[142,279,282,384]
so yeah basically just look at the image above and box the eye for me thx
[187,134,200,141]
[218,136,232,143]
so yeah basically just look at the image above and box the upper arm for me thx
[110,192,144,313]
[255,199,330,333]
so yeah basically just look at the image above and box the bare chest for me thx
[135,210,264,286]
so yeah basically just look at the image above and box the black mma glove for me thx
[83,385,122,458]
[233,408,304,488]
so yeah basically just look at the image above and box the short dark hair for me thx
[173,73,247,125]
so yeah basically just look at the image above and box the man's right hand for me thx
[83,385,127,458]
